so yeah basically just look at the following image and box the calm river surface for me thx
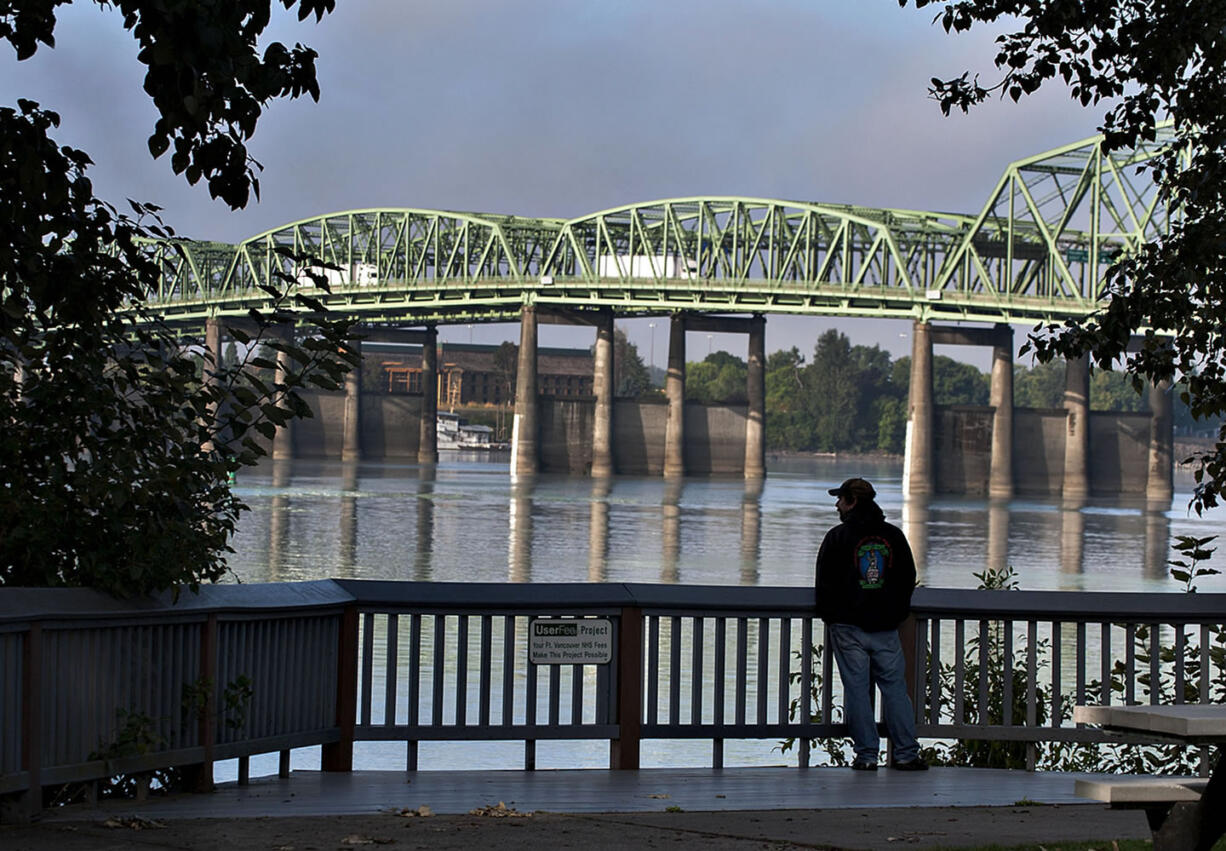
[220,454,1226,777]
[228,454,1226,594]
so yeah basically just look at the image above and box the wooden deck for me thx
[40,766,1131,820]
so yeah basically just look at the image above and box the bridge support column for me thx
[988,324,1014,499]
[272,325,295,461]
[1147,378,1174,509]
[664,313,686,478]
[203,317,222,453]
[591,311,615,477]
[342,338,362,462]
[418,327,438,464]
[744,314,766,479]
[904,320,933,497]
[1062,354,1090,502]
[512,306,539,476]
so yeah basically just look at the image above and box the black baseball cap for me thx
[827,477,876,500]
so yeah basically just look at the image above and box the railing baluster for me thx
[1150,623,1160,706]
[456,615,469,726]
[692,617,705,725]
[647,616,660,726]
[408,613,421,771]
[669,616,682,725]
[777,619,791,725]
[569,662,582,725]
[479,615,492,727]
[360,613,375,727]
[548,663,561,727]
[385,613,399,727]
[1076,621,1086,708]
[756,617,769,726]
[928,618,941,725]
[1003,619,1014,726]
[714,617,726,764]
[735,617,748,727]
[1100,622,1111,707]
[1201,624,1211,705]
[1026,621,1037,727]
[432,615,445,725]
[1125,623,1136,705]
[525,618,537,770]
[954,620,965,725]
[1175,623,1186,704]
[821,624,834,732]
[502,616,515,726]
[1051,621,1062,727]
[978,620,990,726]
[800,617,812,768]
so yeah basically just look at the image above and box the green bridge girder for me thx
[146,122,1176,330]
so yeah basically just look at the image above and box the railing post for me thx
[180,614,218,792]
[322,605,358,772]
[610,606,642,769]
[18,623,42,819]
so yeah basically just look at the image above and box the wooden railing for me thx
[3,580,1224,815]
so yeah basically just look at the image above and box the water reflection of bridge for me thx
[260,461,1174,588]
[172,125,1177,501]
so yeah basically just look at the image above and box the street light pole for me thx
[648,322,656,370]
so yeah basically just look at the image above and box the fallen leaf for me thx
[469,801,531,818]
[390,805,433,818]
[101,816,165,830]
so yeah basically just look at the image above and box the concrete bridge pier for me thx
[512,305,539,476]
[1062,355,1090,502]
[203,317,222,453]
[743,315,766,479]
[591,311,615,478]
[341,338,362,462]
[924,323,1015,498]
[682,311,766,480]
[988,325,1014,499]
[663,313,686,478]
[272,324,295,461]
[904,321,933,497]
[417,326,438,464]
[1146,378,1174,508]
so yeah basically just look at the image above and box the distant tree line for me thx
[683,329,1219,455]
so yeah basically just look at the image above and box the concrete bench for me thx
[1075,776,1210,850]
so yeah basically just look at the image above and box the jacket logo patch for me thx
[855,537,891,590]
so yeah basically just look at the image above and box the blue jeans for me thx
[828,623,920,764]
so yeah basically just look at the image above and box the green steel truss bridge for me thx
[146,124,1176,330]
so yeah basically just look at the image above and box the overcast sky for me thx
[1,1,1109,370]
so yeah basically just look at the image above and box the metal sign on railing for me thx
[528,617,613,665]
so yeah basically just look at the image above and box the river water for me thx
[228,454,1226,594]
[220,454,1226,777]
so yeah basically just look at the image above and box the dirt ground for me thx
[1,804,1152,850]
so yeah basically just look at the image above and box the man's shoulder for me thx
[820,522,849,542]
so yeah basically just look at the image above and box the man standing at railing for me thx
[815,477,927,772]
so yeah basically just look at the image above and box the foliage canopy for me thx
[0,1,353,595]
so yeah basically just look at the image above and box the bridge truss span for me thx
[140,123,1175,329]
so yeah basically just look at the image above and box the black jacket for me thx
[814,501,916,632]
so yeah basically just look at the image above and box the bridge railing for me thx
[2,581,1223,813]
